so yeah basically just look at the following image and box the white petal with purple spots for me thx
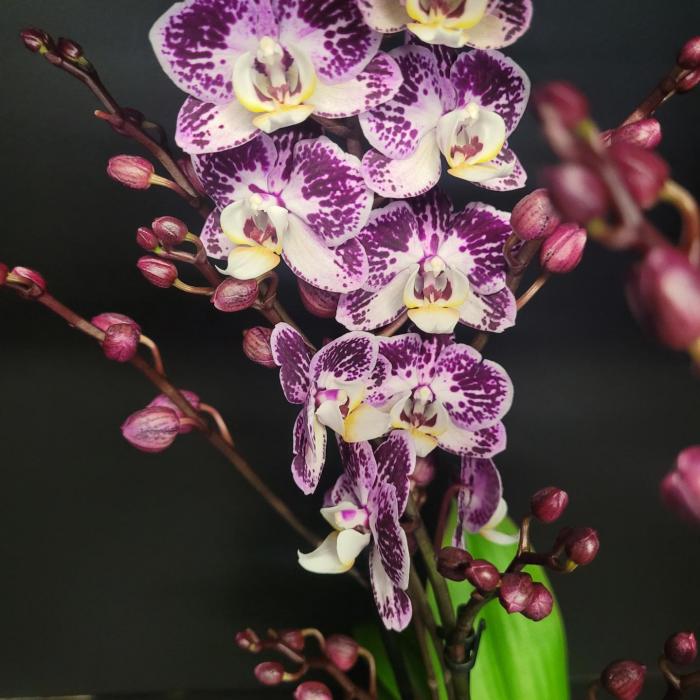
[467,0,533,49]
[337,439,378,507]
[468,144,527,191]
[200,209,229,259]
[370,482,409,589]
[459,286,516,333]
[271,323,313,404]
[310,332,378,384]
[438,421,506,457]
[374,430,415,513]
[355,0,409,32]
[369,546,412,631]
[453,457,503,546]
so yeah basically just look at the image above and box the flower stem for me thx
[622,63,691,126]
[660,179,700,265]
[516,272,550,311]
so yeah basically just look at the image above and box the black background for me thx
[2,0,700,697]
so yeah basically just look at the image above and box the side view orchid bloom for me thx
[298,432,415,631]
[150,0,402,154]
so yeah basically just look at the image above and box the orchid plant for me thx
[5,2,700,699]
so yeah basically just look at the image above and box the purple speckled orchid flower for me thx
[359,44,530,197]
[364,333,512,459]
[193,127,371,292]
[150,0,402,154]
[337,189,516,335]
[356,0,532,50]
[298,432,415,631]
[270,323,391,495]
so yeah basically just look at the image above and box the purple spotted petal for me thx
[281,137,372,245]
[370,482,409,588]
[310,331,378,384]
[282,218,369,293]
[271,323,313,404]
[377,333,423,388]
[292,398,327,494]
[409,189,455,254]
[312,52,403,119]
[267,123,323,194]
[337,439,378,506]
[149,0,277,104]
[471,145,527,192]
[440,202,511,295]
[438,421,506,458]
[450,49,530,135]
[459,286,516,333]
[359,45,451,160]
[374,431,415,513]
[433,343,513,430]
[176,97,258,155]
[275,0,381,84]
[192,135,274,208]
[200,209,230,259]
[406,37,460,84]
[453,457,502,546]
[365,355,393,406]
[467,0,533,50]
[356,0,409,33]
[369,544,412,631]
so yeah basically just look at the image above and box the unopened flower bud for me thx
[531,486,569,523]
[57,37,84,61]
[212,278,259,312]
[11,266,46,294]
[665,631,698,665]
[411,455,436,487]
[152,216,188,246]
[540,223,586,274]
[522,583,554,621]
[533,81,589,128]
[20,27,54,54]
[294,681,334,700]
[465,559,500,592]
[242,326,275,367]
[601,119,662,150]
[510,188,561,241]
[325,634,359,671]
[600,660,646,700]
[137,256,178,288]
[437,546,473,581]
[544,164,609,224]
[660,446,700,524]
[565,527,600,566]
[235,628,261,653]
[177,157,207,197]
[609,143,669,209]
[678,37,700,69]
[136,226,159,251]
[148,390,201,434]
[107,155,155,190]
[102,323,140,362]
[499,572,534,614]
[0,263,8,285]
[677,69,700,93]
[297,279,339,318]
[121,406,180,453]
[91,312,141,334]
[279,629,305,652]
[254,661,285,686]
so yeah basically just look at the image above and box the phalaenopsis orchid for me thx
[5,2,700,698]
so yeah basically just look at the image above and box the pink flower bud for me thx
[297,279,339,318]
[498,572,534,614]
[510,188,561,241]
[540,223,587,274]
[544,164,610,224]
[678,37,700,69]
[57,37,84,61]
[102,323,140,362]
[465,559,500,592]
[325,634,359,671]
[11,266,46,294]
[0,263,8,285]
[212,278,259,312]
[242,326,275,368]
[137,256,178,288]
[522,583,554,621]
[148,390,201,434]
[294,681,334,700]
[20,27,54,53]
[609,143,669,209]
[254,661,285,686]
[177,157,207,197]
[601,119,662,150]
[152,216,188,246]
[677,68,700,93]
[533,81,589,128]
[531,486,569,523]
[600,660,646,700]
[565,527,600,566]
[665,631,698,665]
[437,546,473,581]
[661,446,700,524]
[107,155,155,190]
[136,226,159,251]
[411,455,436,487]
[91,312,141,334]
[235,628,261,653]
[279,629,305,652]
[121,406,180,453]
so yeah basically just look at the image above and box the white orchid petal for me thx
[343,403,392,443]
[298,532,351,574]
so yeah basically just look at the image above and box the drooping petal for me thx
[271,323,313,404]
[450,49,530,134]
[374,431,415,513]
[432,343,513,430]
[220,245,280,279]
[337,438,378,506]
[369,546,412,631]
[438,420,507,458]
[292,398,327,494]
[343,403,392,443]
[453,457,502,547]
[311,331,379,383]
[200,210,230,259]
[282,216,369,293]
[466,0,533,50]
[312,52,403,119]
[459,286,516,333]
[370,482,410,588]
[149,0,277,104]
[466,144,527,191]
[298,530,369,573]
[281,137,373,245]
[362,131,441,199]
[337,528,372,564]
[408,188,454,252]
[356,0,409,32]
[176,97,258,155]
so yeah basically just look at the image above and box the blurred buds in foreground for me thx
[601,119,662,151]
[510,188,561,241]
[121,406,180,453]
[107,155,156,190]
[540,223,587,274]
[0,263,8,285]
[152,216,188,246]
[600,660,646,700]
[533,81,590,129]
[324,634,359,671]
[279,629,305,652]
[254,661,285,686]
[411,455,436,488]
[665,631,698,666]
[531,486,569,523]
[661,446,700,525]
[236,628,262,653]
[242,326,275,368]
[565,527,600,566]
[297,279,339,318]
[20,27,54,54]
[678,36,700,70]
[212,278,259,313]
[137,256,178,288]
[608,143,669,209]
[544,164,610,224]
[295,681,334,700]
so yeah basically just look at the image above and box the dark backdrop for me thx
[2,1,700,697]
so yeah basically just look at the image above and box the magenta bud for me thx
[609,143,669,209]
[20,27,54,53]
[665,631,698,665]
[325,634,359,671]
[294,681,334,700]
[510,188,561,241]
[540,223,587,274]
[565,527,600,566]
[677,68,700,93]
[235,628,261,653]
[121,406,180,453]
[177,157,207,197]
[212,278,259,313]
[11,266,46,294]
[148,390,201,434]
[152,216,188,246]
[522,583,554,621]
[0,263,8,286]
[279,629,305,652]
[254,661,285,686]
[498,572,534,614]
[531,486,569,523]
[601,119,662,151]
[57,37,84,61]
[102,323,140,362]
[544,164,610,223]
[437,546,473,581]
[242,326,275,368]
[661,446,700,524]
[600,660,646,700]
[107,155,155,190]
[137,256,178,288]
[678,37,700,69]
[136,226,159,251]
[411,455,436,487]
[91,312,141,334]
[297,279,339,318]
[465,559,501,592]
[533,81,589,128]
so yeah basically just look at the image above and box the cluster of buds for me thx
[661,446,700,525]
